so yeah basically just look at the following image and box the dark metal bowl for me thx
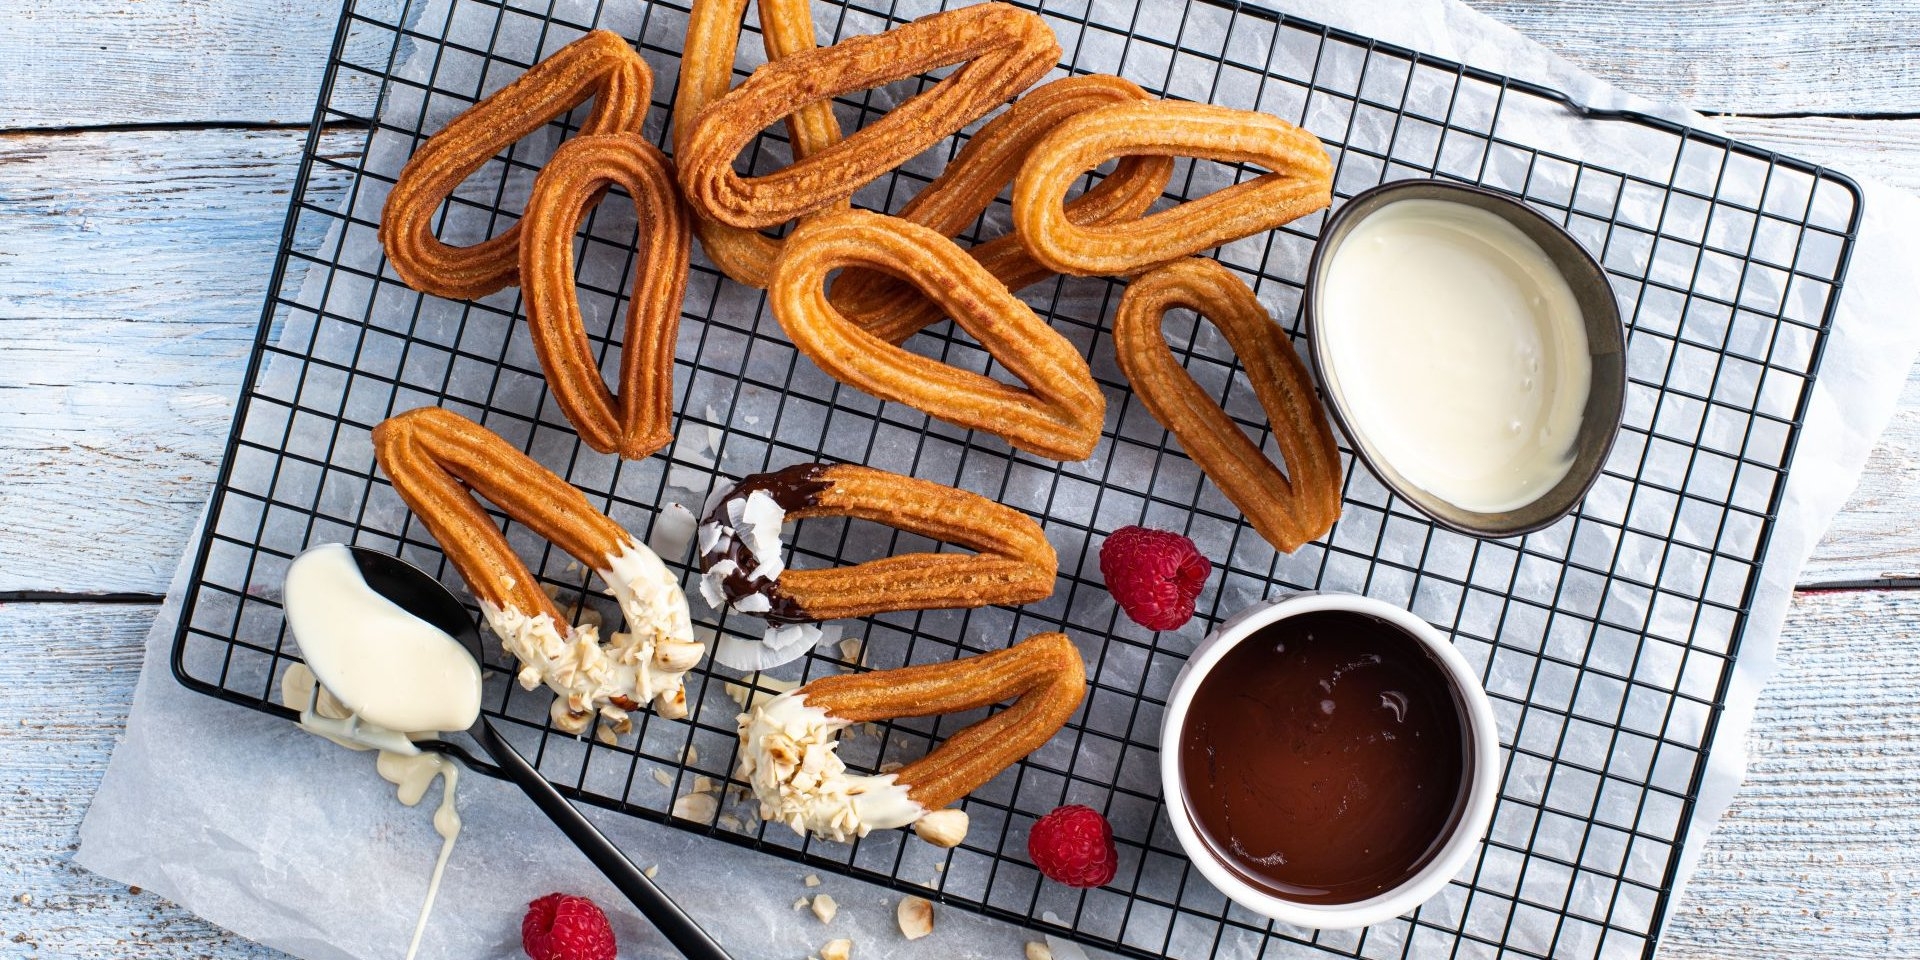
[1303,180,1626,539]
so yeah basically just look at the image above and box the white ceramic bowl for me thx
[1159,593,1500,930]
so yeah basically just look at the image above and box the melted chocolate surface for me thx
[698,463,831,623]
[1179,610,1469,905]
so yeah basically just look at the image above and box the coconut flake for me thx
[702,480,737,519]
[648,503,698,560]
[733,593,772,614]
[698,521,729,556]
[698,559,738,610]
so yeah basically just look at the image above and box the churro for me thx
[736,632,1085,846]
[771,210,1106,461]
[370,407,704,733]
[380,30,652,300]
[1112,258,1342,552]
[677,2,1058,230]
[671,0,844,288]
[518,133,690,459]
[1014,100,1333,276]
[828,74,1174,344]
[697,462,1058,625]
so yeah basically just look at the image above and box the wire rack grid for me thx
[168,0,1862,958]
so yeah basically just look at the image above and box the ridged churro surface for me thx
[771,210,1107,461]
[677,3,1058,230]
[379,30,651,300]
[1112,258,1343,552]
[804,631,1086,811]
[700,463,1058,622]
[518,133,690,459]
[670,0,844,287]
[1013,100,1333,276]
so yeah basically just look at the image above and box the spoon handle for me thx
[475,719,733,960]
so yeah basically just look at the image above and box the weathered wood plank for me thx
[1721,117,1920,193]
[1661,588,1920,956]
[0,1,343,130]
[0,126,360,595]
[1464,0,1920,116]
[0,601,286,958]
[7,588,1916,956]
[4,0,1917,132]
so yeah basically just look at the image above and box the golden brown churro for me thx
[737,631,1086,846]
[371,407,704,732]
[518,133,691,460]
[771,210,1107,461]
[828,74,1174,344]
[697,463,1058,623]
[379,30,652,300]
[1112,258,1342,552]
[1014,100,1334,276]
[677,3,1059,230]
[671,0,845,288]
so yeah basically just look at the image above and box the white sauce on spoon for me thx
[1318,198,1592,514]
[280,544,482,960]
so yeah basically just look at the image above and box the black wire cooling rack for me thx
[170,0,1863,957]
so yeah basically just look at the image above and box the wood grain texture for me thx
[0,126,359,596]
[1660,589,1920,957]
[0,0,342,130]
[1462,0,1920,115]
[0,602,286,959]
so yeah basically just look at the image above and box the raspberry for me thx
[1098,525,1212,631]
[1028,804,1118,888]
[522,893,617,960]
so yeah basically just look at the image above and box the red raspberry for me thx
[522,893,617,960]
[1028,804,1118,888]
[1098,525,1212,631]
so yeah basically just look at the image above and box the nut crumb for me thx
[794,897,811,911]
[651,768,673,788]
[896,896,933,940]
[644,865,659,879]
[878,760,904,774]
[683,743,699,764]
[594,723,620,746]
[1026,943,1052,960]
[838,637,863,664]
[804,874,821,887]
[718,814,745,832]
[821,938,853,960]
[671,791,719,823]
[811,893,838,924]
[692,775,716,795]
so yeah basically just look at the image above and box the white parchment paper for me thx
[77,1,1920,958]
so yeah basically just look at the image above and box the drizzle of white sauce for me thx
[280,543,483,960]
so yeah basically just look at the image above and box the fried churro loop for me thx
[771,210,1106,460]
[697,463,1058,623]
[371,407,704,733]
[519,133,691,460]
[678,2,1059,230]
[1014,100,1334,277]
[737,631,1086,845]
[1113,258,1342,552]
[672,0,845,287]
[828,74,1174,344]
[379,30,652,300]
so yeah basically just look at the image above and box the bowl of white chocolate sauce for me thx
[1305,180,1625,538]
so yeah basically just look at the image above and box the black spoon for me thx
[347,547,733,960]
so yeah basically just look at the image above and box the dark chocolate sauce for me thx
[698,463,832,623]
[1179,610,1469,905]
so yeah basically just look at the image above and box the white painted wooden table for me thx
[3,1,1917,956]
